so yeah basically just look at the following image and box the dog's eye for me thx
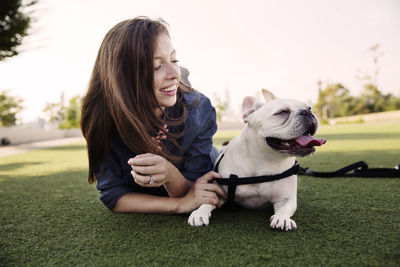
[274,109,290,116]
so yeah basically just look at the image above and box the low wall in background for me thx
[0,127,82,145]
[217,120,245,130]
[329,110,400,124]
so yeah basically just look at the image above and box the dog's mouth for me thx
[266,127,326,157]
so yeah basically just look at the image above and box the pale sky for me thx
[1,0,399,122]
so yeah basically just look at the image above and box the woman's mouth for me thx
[160,84,177,96]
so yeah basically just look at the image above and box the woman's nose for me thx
[166,62,180,79]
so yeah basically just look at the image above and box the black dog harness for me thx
[213,154,300,206]
[213,154,400,206]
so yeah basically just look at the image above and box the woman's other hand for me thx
[178,171,227,213]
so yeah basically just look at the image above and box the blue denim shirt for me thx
[96,91,218,210]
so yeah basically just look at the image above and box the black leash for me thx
[299,161,400,178]
[213,153,400,206]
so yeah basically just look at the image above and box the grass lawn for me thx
[1,121,399,266]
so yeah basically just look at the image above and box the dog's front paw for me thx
[188,208,211,226]
[270,214,297,231]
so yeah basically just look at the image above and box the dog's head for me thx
[242,89,326,157]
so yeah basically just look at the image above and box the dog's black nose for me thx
[298,109,311,116]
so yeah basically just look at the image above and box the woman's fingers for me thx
[130,165,157,176]
[205,183,227,199]
[131,171,148,184]
[195,178,227,200]
[204,183,227,199]
[131,171,160,187]
[127,153,159,166]
[198,171,221,183]
[198,191,222,207]
[127,154,175,186]
[128,154,170,176]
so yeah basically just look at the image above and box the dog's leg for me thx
[270,197,297,231]
[188,204,216,226]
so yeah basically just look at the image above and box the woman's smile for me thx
[160,84,177,96]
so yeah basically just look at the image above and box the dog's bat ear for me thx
[262,89,276,102]
[242,96,257,123]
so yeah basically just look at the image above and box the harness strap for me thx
[213,154,300,207]
[213,162,300,185]
[226,174,238,205]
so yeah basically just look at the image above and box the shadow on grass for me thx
[0,161,43,171]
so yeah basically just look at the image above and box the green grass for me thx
[1,121,400,266]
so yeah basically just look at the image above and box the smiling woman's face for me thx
[153,33,181,117]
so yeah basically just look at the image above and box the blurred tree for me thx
[213,92,228,122]
[60,96,81,129]
[42,102,64,125]
[359,83,385,113]
[314,83,354,119]
[0,0,38,61]
[42,95,81,129]
[384,93,400,111]
[0,90,23,126]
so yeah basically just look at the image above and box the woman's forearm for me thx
[112,171,226,215]
[163,171,192,197]
[112,192,188,214]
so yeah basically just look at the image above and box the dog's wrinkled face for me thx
[244,91,326,157]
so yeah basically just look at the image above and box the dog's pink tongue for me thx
[295,135,326,147]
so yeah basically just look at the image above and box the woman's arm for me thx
[113,171,226,214]
[112,192,184,213]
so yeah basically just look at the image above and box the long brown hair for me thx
[81,17,190,184]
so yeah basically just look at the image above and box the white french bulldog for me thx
[188,89,326,231]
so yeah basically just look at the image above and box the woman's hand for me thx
[128,153,178,187]
[178,171,227,213]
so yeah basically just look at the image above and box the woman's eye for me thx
[154,65,162,71]
[171,59,179,64]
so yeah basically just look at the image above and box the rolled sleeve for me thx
[96,162,134,210]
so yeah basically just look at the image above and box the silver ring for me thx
[149,175,154,184]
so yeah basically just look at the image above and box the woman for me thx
[81,17,226,214]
